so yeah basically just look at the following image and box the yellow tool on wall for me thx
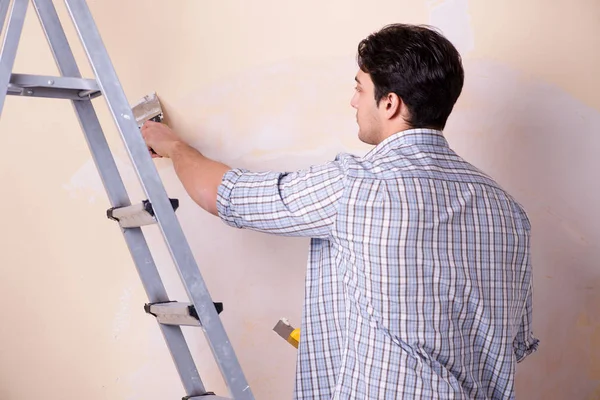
[273,318,300,348]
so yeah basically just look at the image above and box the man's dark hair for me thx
[357,23,464,130]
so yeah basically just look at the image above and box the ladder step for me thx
[145,301,224,327]
[7,73,101,100]
[107,198,179,228]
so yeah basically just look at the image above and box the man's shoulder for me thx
[464,165,532,229]
[330,150,411,179]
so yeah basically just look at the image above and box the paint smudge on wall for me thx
[427,0,475,54]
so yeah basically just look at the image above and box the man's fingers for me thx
[141,127,151,141]
[141,120,157,132]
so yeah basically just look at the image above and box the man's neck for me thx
[378,123,414,143]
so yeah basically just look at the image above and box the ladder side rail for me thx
[0,0,12,39]
[62,0,253,398]
[32,0,208,395]
[0,0,28,116]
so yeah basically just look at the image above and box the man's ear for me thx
[382,92,402,120]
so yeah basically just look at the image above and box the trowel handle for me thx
[142,114,164,157]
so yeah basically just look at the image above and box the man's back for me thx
[295,128,538,399]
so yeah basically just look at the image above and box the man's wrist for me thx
[166,140,187,159]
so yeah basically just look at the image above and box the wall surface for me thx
[0,0,599,399]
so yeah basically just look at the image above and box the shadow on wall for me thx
[447,60,600,400]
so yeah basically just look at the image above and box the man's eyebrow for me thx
[355,76,361,85]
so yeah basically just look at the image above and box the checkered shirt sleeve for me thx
[216,161,345,238]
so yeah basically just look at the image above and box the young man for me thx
[142,23,539,399]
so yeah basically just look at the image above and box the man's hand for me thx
[139,119,231,216]
[141,120,182,158]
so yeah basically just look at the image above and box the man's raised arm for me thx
[141,120,230,216]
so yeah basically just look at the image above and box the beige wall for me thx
[1,0,599,398]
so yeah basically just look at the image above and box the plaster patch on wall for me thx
[63,156,139,203]
[112,286,133,340]
[427,0,475,54]
[62,158,104,202]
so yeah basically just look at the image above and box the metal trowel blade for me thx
[131,91,164,128]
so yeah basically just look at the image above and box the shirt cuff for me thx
[216,168,247,228]
[515,336,540,363]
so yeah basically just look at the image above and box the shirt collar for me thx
[364,128,448,159]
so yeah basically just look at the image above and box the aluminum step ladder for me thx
[0,1,254,399]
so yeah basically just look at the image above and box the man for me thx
[142,23,539,399]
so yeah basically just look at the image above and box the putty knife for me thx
[131,92,164,155]
[131,91,164,127]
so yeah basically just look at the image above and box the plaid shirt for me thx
[217,128,539,399]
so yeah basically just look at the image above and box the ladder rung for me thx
[7,73,101,100]
[107,198,179,228]
[184,395,231,400]
[145,301,224,327]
